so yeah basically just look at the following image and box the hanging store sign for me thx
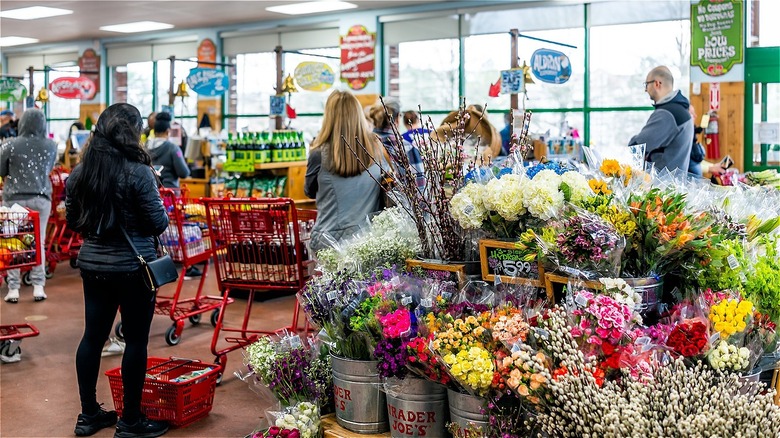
[197,39,217,68]
[49,76,97,100]
[294,62,335,92]
[530,49,571,84]
[0,78,27,101]
[270,95,286,116]
[340,24,376,91]
[78,49,101,94]
[186,68,228,97]
[691,0,743,79]
[500,69,525,95]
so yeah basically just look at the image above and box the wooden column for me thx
[689,82,745,172]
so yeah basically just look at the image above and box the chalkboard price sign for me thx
[479,239,545,287]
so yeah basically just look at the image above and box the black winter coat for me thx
[65,161,169,272]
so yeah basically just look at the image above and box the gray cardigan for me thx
[304,147,383,253]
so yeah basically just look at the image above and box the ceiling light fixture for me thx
[266,1,357,15]
[0,6,73,20]
[0,36,40,47]
[100,21,174,34]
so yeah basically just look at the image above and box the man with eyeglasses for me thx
[629,66,694,173]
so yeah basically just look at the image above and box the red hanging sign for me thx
[340,25,376,91]
[709,82,721,112]
[49,76,97,100]
[197,39,217,68]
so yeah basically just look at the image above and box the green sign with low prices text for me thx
[691,0,743,78]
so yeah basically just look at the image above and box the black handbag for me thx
[119,226,179,290]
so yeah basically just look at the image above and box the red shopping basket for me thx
[106,357,219,427]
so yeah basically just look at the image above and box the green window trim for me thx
[743,46,780,171]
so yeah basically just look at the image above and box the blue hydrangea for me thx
[525,161,572,179]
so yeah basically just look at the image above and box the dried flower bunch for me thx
[345,98,491,261]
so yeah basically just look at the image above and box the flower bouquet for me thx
[664,303,711,360]
[250,427,301,438]
[266,402,321,438]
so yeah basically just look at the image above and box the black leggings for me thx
[76,270,155,423]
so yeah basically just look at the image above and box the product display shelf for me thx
[321,415,390,438]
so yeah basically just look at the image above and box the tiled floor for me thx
[0,262,301,437]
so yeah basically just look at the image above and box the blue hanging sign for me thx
[186,68,229,96]
[270,95,286,116]
[530,49,571,84]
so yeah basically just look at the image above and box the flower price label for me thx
[478,239,545,287]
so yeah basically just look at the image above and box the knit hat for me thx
[0,110,14,117]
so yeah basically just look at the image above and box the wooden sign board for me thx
[543,272,602,304]
[479,239,545,288]
[405,259,466,288]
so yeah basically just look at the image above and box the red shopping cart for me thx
[202,197,316,374]
[0,207,43,361]
[45,167,82,271]
[114,189,231,346]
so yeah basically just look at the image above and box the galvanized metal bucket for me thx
[331,354,389,434]
[385,377,448,438]
[447,389,488,435]
[623,276,663,314]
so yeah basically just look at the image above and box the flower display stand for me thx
[322,415,390,438]
[405,259,469,288]
[543,273,602,303]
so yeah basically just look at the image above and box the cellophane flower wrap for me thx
[243,333,329,409]
[431,305,496,396]
[567,288,639,367]
[665,304,711,359]
[267,401,321,438]
[251,427,301,438]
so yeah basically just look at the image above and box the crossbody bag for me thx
[119,225,178,291]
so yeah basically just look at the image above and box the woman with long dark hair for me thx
[66,103,169,438]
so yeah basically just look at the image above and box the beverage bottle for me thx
[226,132,235,163]
[272,132,282,163]
[253,132,263,164]
[262,132,271,164]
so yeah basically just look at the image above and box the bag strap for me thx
[118,224,148,266]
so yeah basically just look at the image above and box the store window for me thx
[284,47,340,114]
[46,65,83,146]
[229,52,276,132]
[589,111,653,149]
[751,0,780,47]
[396,39,460,112]
[121,61,154,118]
[156,58,199,135]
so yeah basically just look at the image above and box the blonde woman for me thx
[304,90,385,253]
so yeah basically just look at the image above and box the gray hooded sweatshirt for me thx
[0,109,57,202]
[629,90,694,173]
[146,137,190,188]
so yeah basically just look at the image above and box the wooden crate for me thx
[322,414,390,438]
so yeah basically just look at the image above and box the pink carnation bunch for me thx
[379,308,411,338]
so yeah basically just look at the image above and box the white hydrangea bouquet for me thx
[450,168,592,239]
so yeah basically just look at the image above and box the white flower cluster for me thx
[450,170,594,229]
[449,182,487,229]
[599,278,643,309]
[316,207,421,276]
[274,402,320,438]
[245,337,277,382]
[529,309,780,437]
[708,340,751,371]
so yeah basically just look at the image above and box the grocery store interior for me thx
[1,0,780,437]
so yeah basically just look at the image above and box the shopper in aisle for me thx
[142,112,156,141]
[629,65,693,173]
[401,110,430,146]
[67,103,169,438]
[0,110,18,139]
[144,112,201,278]
[369,98,425,188]
[145,112,190,189]
[304,90,386,253]
[0,108,57,303]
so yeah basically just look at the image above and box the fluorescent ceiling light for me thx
[0,6,73,20]
[0,36,40,47]
[100,21,174,34]
[266,1,357,15]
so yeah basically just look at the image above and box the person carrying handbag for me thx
[66,103,170,438]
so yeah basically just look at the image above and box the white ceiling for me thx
[0,0,448,46]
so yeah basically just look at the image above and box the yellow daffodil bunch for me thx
[432,314,488,354]
[709,298,753,339]
[443,346,495,396]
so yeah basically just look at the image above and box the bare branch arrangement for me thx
[343,98,491,262]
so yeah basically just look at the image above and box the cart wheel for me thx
[165,325,181,346]
[45,266,54,280]
[21,271,32,286]
[188,313,202,325]
[69,258,78,269]
[210,309,220,327]
[114,321,124,340]
[214,355,227,385]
